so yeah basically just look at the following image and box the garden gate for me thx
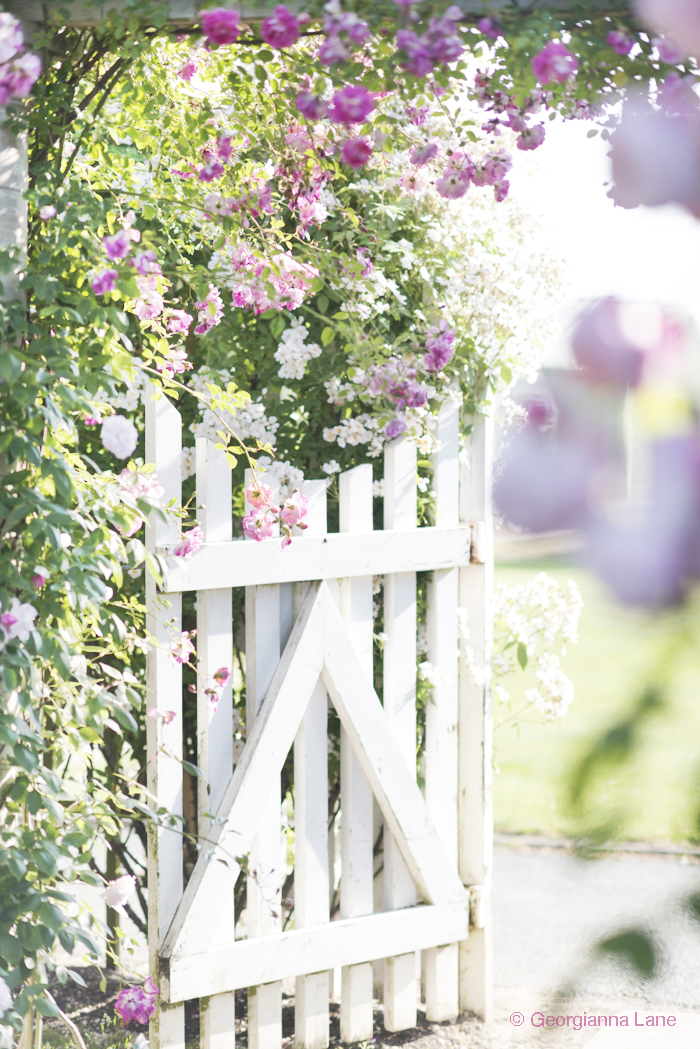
[145,390,493,1049]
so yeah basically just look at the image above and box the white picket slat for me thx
[245,474,283,1049]
[458,416,494,1023]
[423,398,460,1023]
[382,437,417,1032]
[294,480,330,1049]
[196,439,236,1049]
[145,389,185,1049]
[337,465,375,1044]
[161,526,470,592]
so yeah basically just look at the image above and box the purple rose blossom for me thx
[173,525,203,559]
[587,437,700,607]
[396,30,434,77]
[261,6,300,49]
[91,269,119,296]
[131,249,158,276]
[638,0,700,60]
[201,7,241,45]
[424,321,456,372]
[531,40,579,84]
[114,979,159,1025]
[494,425,597,534]
[199,155,225,182]
[296,91,327,121]
[516,123,546,151]
[493,179,510,202]
[435,155,473,199]
[102,229,132,261]
[328,85,375,124]
[216,134,234,162]
[0,14,24,65]
[341,136,373,169]
[608,94,700,215]
[0,51,41,103]
[607,30,634,56]
[423,16,464,65]
[571,298,646,387]
[213,666,231,688]
[478,17,501,39]
[177,57,199,81]
[653,36,684,64]
[319,34,351,65]
[338,12,371,45]
[195,284,224,334]
[385,415,408,439]
[39,205,56,220]
[409,141,439,166]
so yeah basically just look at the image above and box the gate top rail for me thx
[159,523,473,592]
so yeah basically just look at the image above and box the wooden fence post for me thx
[424,397,460,1022]
[458,415,494,1023]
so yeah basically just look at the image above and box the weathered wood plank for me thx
[458,416,494,1023]
[424,399,461,1023]
[145,389,185,1049]
[337,465,375,1044]
[382,437,418,1033]
[160,526,471,592]
[168,903,470,1002]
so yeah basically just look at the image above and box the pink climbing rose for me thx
[261,6,300,49]
[166,309,193,334]
[341,136,372,169]
[517,124,546,151]
[424,321,456,372]
[91,269,119,296]
[296,92,327,120]
[607,30,634,55]
[328,85,375,124]
[279,490,309,528]
[242,508,276,541]
[173,525,203,559]
[170,631,195,665]
[201,8,241,45]
[245,481,274,509]
[409,142,439,166]
[435,155,473,199]
[103,229,133,261]
[531,40,579,84]
[114,978,159,1025]
[177,57,199,81]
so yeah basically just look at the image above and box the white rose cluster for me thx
[323,413,384,457]
[274,318,322,381]
[256,456,303,498]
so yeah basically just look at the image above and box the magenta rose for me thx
[201,7,241,45]
[328,85,375,124]
[341,136,372,168]
[531,40,579,84]
[260,5,300,49]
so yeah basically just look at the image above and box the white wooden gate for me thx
[145,391,493,1049]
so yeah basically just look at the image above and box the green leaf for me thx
[517,642,528,670]
[182,759,205,780]
[597,930,657,979]
[321,326,334,346]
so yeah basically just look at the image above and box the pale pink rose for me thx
[170,631,195,664]
[409,141,439,166]
[101,415,138,459]
[103,875,136,915]
[173,525,203,559]
[39,205,56,220]
[637,0,700,58]
[242,508,276,540]
[280,490,309,528]
[245,481,274,509]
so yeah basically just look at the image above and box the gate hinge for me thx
[468,884,486,929]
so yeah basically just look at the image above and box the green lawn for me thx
[493,558,700,843]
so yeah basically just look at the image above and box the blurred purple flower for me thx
[261,6,300,49]
[296,91,327,120]
[385,416,407,439]
[328,85,375,124]
[636,0,700,59]
[572,298,645,388]
[532,41,579,85]
[607,30,634,55]
[341,136,372,168]
[201,8,241,45]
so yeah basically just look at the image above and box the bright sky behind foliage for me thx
[509,118,700,366]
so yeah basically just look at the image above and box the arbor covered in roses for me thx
[0,0,694,1035]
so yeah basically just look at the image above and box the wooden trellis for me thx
[145,390,493,1049]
